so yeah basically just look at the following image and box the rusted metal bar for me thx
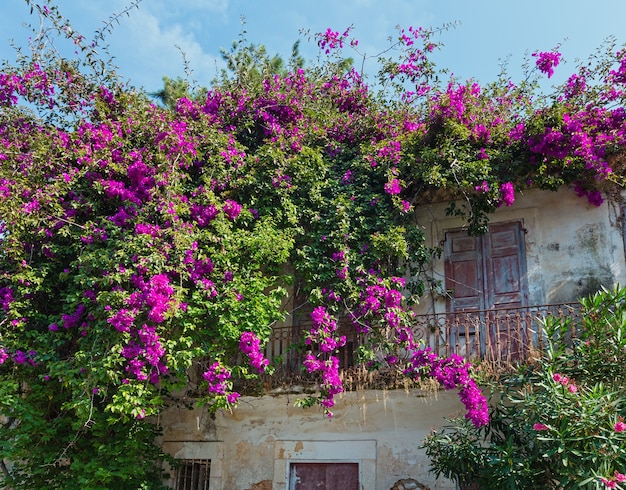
[263,303,581,374]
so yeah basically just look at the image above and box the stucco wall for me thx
[160,388,465,490]
[413,187,626,314]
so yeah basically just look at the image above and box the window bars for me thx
[175,459,210,490]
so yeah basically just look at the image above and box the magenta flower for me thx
[317,28,350,54]
[533,422,549,431]
[222,199,242,220]
[499,182,515,207]
[341,170,353,184]
[384,178,402,195]
[226,392,240,404]
[239,331,269,374]
[601,478,617,489]
[203,362,232,395]
[532,50,561,78]
[614,421,626,433]
[190,203,218,227]
[107,308,135,333]
[0,287,13,312]
[475,181,489,193]
[13,350,29,365]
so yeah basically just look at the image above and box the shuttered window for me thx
[444,221,528,312]
[444,221,529,358]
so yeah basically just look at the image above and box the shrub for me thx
[423,286,626,489]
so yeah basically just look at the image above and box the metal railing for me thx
[411,303,581,363]
[265,303,581,373]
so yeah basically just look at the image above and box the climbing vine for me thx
[0,1,625,487]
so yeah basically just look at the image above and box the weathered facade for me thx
[160,187,626,490]
[161,390,462,490]
[414,187,626,313]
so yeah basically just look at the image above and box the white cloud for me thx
[102,6,224,90]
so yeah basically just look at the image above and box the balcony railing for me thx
[264,303,582,375]
[411,303,581,363]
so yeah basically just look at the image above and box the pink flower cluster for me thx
[532,51,561,78]
[384,178,402,195]
[239,331,269,374]
[352,277,407,335]
[475,181,489,193]
[0,287,13,312]
[121,324,168,384]
[202,362,240,404]
[222,199,242,220]
[0,347,37,366]
[308,306,346,353]
[404,348,489,427]
[61,303,86,329]
[101,273,178,383]
[303,354,344,413]
[12,349,37,366]
[552,372,578,393]
[101,158,155,206]
[317,28,351,54]
[499,182,515,207]
[190,203,219,227]
[601,471,626,488]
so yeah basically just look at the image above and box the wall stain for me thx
[248,480,272,490]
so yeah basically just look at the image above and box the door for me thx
[444,221,528,358]
[289,462,359,490]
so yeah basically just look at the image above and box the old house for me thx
[159,186,626,490]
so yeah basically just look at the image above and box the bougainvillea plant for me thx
[0,1,625,488]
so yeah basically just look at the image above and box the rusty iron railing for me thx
[265,303,582,374]
[411,303,581,363]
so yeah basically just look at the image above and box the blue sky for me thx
[2,0,626,93]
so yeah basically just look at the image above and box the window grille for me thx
[175,459,210,490]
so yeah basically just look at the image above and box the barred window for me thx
[175,459,210,490]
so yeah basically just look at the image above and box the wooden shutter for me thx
[484,221,528,309]
[444,221,529,360]
[445,221,527,311]
[444,231,485,313]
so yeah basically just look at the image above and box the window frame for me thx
[174,458,211,490]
